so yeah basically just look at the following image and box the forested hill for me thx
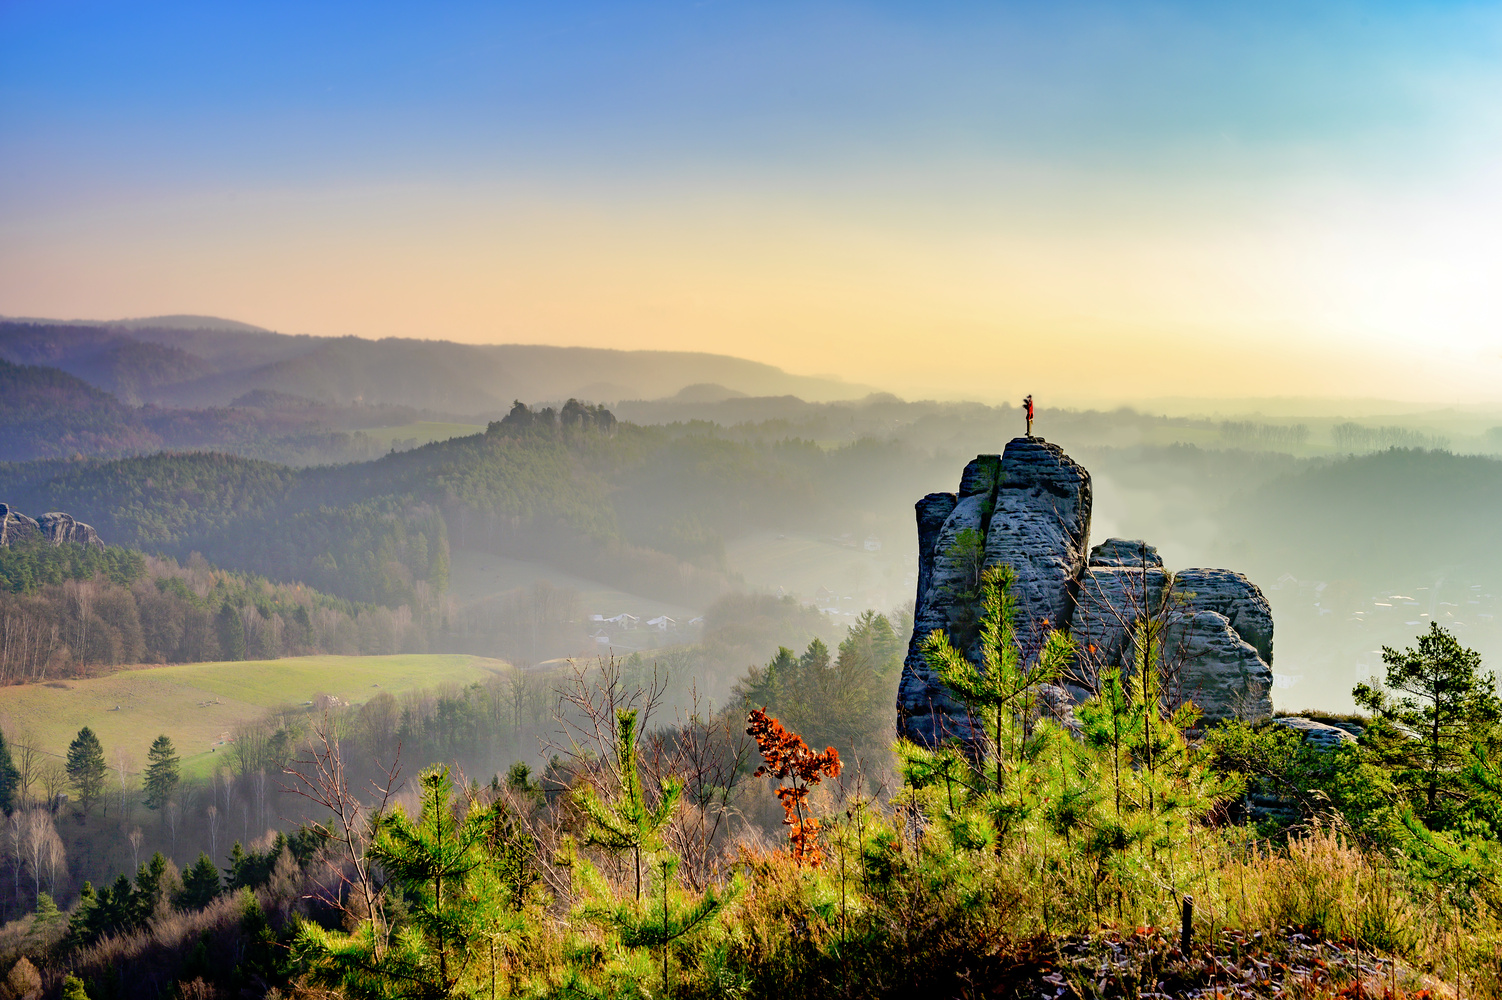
[1218,447,1502,581]
[0,412,918,610]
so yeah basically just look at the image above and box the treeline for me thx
[0,540,144,595]
[1332,421,1451,452]
[0,547,439,682]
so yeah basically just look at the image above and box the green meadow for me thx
[0,653,508,779]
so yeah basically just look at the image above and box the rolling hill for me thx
[0,317,872,412]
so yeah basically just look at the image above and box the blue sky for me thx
[4,1,1501,402]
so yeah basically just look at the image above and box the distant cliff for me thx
[0,503,105,549]
[899,437,1273,745]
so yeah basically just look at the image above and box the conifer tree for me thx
[574,708,682,902]
[66,727,107,818]
[143,734,180,811]
[1355,622,1502,821]
[920,564,1075,802]
[0,728,20,813]
[294,764,517,1000]
[176,853,222,910]
[217,601,245,660]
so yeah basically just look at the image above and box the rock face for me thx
[36,512,104,548]
[1172,568,1274,666]
[984,439,1093,659]
[897,441,1091,744]
[0,504,43,546]
[1162,611,1273,723]
[898,438,1274,744]
[1068,540,1170,698]
[0,504,105,549]
[1272,716,1357,752]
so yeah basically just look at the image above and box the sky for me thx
[3,1,1502,405]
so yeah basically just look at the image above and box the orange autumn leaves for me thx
[746,707,842,867]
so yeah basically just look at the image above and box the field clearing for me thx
[0,653,508,779]
[360,421,484,448]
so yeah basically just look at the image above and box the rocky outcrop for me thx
[898,438,1274,745]
[1173,568,1274,666]
[984,439,1092,658]
[0,504,105,549]
[1272,716,1357,751]
[898,492,966,745]
[0,504,42,546]
[897,442,1092,744]
[1162,611,1273,723]
[36,512,104,548]
[1068,540,1169,697]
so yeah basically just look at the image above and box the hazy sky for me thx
[4,2,1502,404]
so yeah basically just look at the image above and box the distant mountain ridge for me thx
[0,316,871,413]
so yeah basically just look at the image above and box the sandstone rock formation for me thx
[1068,540,1170,699]
[0,503,105,549]
[899,441,1091,744]
[1173,568,1274,666]
[898,437,1274,744]
[36,511,104,548]
[1162,610,1273,722]
[0,504,42,546]
[1271,716,1357,752]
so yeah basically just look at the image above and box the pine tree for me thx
[574,709,682,902]
[0,728,20,813]
[176,853,222,910]
[293,765,518,999]
[61,974,90,1000]
[1355,622,1502,822]
[143,734,180,811]
[66,727,107,818]
[920,564,1075,801]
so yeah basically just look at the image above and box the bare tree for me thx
[128,826,143,871]
[19,810,61,904]
[166,801,179,856]
[113,747,133,819]
[544,654,668,784]
[646,686,753,889]
[206,805,219,860]
[12,731,40,807]
[283,713,401,960]
[38,762,67,808]
[41,829,64,898]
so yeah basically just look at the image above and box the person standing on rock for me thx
[1024,394,1034,438]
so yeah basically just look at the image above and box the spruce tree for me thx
[217,601,245,660]
[176,853,222,910]
[0,728,21,813]
[143,735,180,811]
[66,727,107,818]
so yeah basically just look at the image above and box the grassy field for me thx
[0,653,508,779]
